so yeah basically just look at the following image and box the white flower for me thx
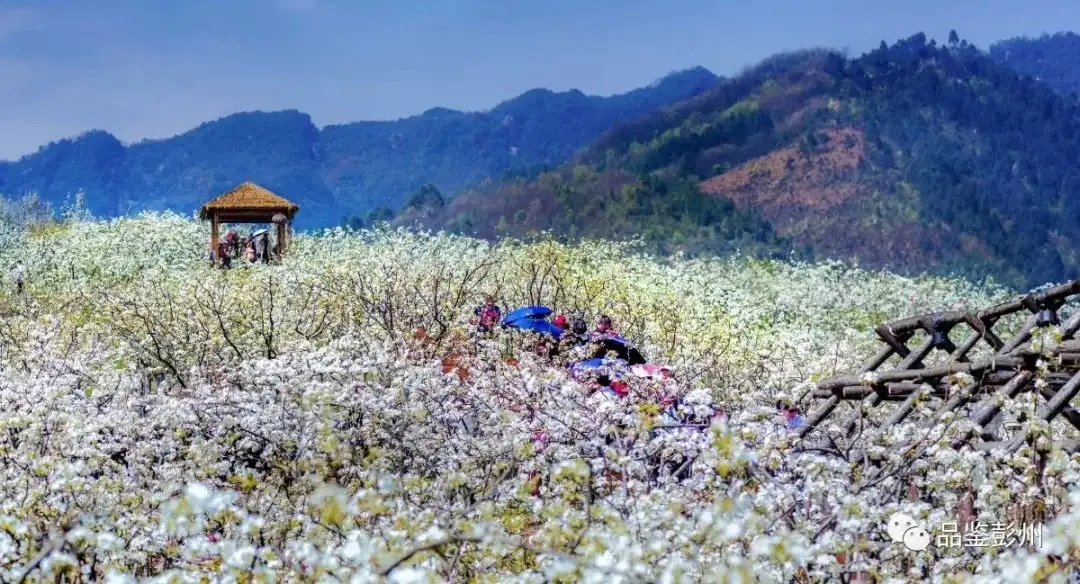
[0,212,1042,582]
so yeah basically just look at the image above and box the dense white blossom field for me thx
[2,210,1080,582]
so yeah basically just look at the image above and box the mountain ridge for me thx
[6,66,721,163]
[0,67,721,228]
[405,34,1080,289]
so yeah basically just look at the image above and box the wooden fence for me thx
[794,278,1080,457]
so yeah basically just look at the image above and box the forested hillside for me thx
[414,34,1080,288]
[991,31,1080,97]
[0,67,719,228]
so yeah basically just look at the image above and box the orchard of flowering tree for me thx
[3,209,1080,583]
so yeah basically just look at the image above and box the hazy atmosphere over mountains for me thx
[5,1,1080,287]
[9,0,1076,158]
[0,67,718,227]
[407,32,1080,288]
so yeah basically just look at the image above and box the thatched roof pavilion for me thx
[200,182,299,263]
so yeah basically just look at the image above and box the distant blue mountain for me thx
[0,67,720,228]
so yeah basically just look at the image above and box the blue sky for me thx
[0,0,1078,160]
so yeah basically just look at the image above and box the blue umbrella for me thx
[505,318,563,339]
[501,306,552,326]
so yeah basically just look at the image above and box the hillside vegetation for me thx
[0,68,719,229]
[991,31,1080,96]
[418,34,1080,289]
[4,211,1080,580]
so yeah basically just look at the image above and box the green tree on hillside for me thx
[340,205,396,230]
[405,184,445,210]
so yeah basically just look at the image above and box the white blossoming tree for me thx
[0,211,1077,582]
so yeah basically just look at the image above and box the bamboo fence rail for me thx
[795,278,1080,458]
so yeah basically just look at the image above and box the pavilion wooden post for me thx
[210,212,220,264]
[272,212,288,258]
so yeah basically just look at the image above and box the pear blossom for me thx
[0,212,1077,581]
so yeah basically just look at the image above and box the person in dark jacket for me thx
[553,315,590,361]
[10,261,25,295]
[571,317,588,337]
[224,231,239,258]
[253,232,269,264]
[218,242,232,269]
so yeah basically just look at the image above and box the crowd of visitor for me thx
[469,295,729,424]
[468,294,810,436]
[211,230,273,268]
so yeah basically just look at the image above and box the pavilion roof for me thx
[199,182,299,221]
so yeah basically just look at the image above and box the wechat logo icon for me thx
[887,513,932,551]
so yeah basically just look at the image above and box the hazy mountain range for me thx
[5,30,1080,288]
[402,32,1080,288]
[0,67,720,228]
